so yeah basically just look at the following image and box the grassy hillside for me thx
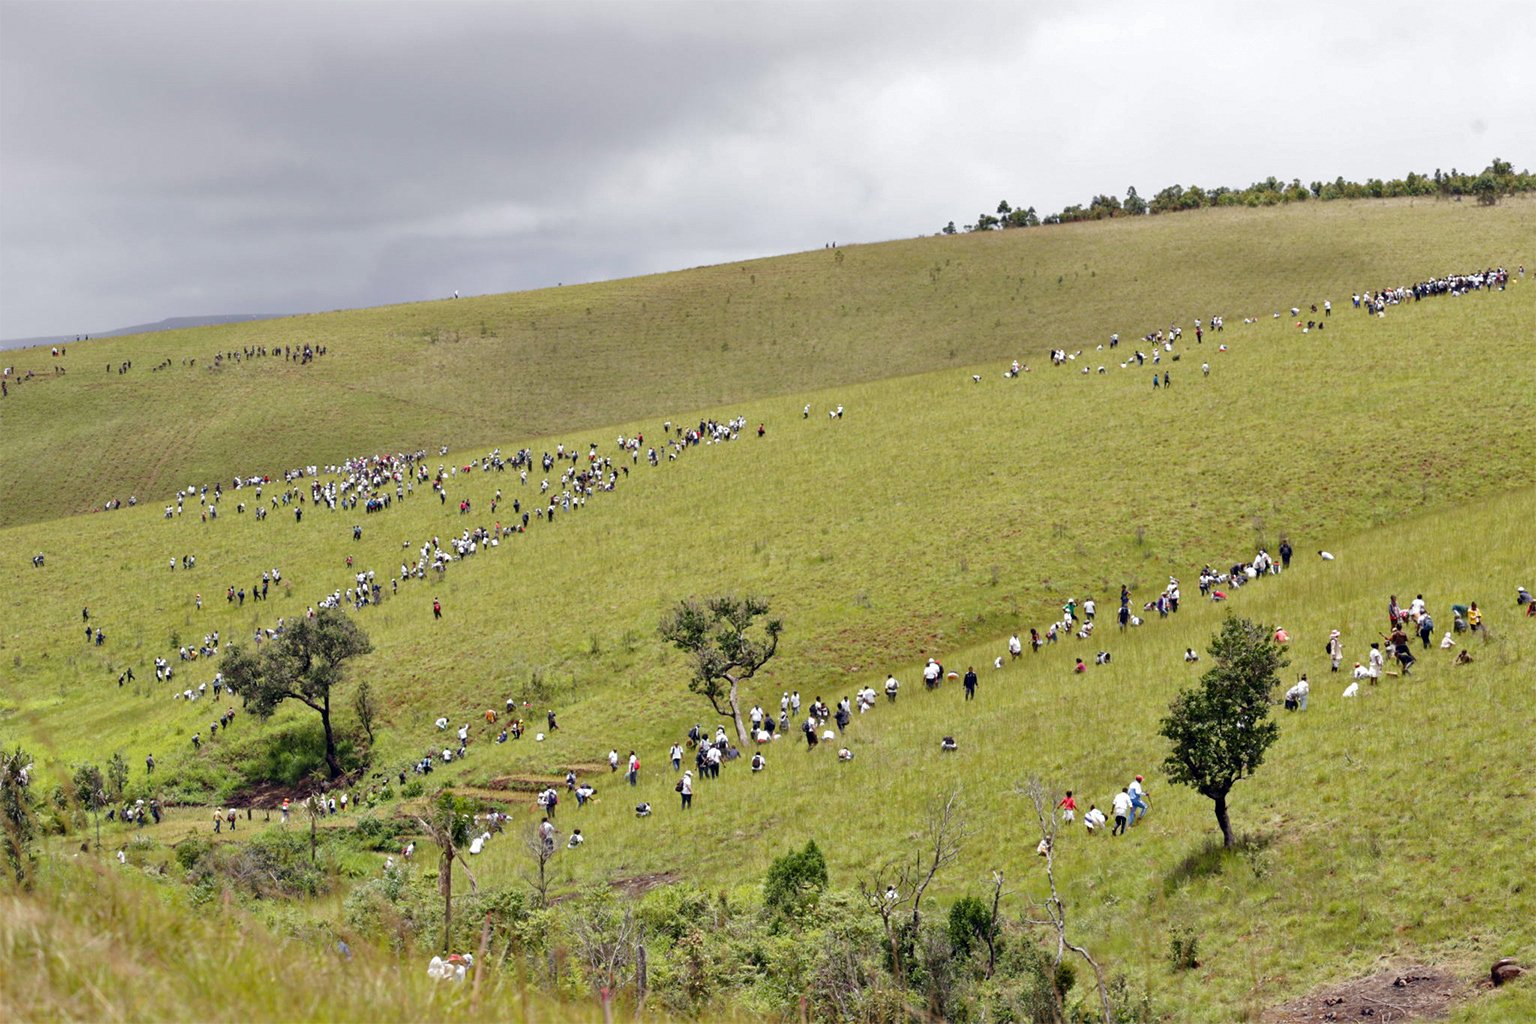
[2,196,1532,529]
[4,269,1532,790]
[4,197,1535,1021]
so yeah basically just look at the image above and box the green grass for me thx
[3,196,1533,530]
[4,197,1536,1021]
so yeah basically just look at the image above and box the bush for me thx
[234,720,365,788]
[762,839,828,920]
[1168,927,1200,971]
[349,812,408,852]
[175,837,211,873]
[947,895,993,960]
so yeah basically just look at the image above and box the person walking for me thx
[963,667,977,700]
[1112,789,1132,835]
[678,770,693,810]
[432,598,442,619]
[1128,776,1149,825]
[626,751,639,787]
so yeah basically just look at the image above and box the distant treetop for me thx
[947,158,1532,233]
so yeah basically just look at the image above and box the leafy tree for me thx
[1005,205,1040,228]
[1159,615,1286,848]
[941,221,957,235]
[72,761,106,851]
[1123,186,1147,216]
[1,745,37,884]
[221,609,373,778]
[659,595,782,745]
[947,894,993,960]
[106,751,129,800]
[1472,172,1501,206]
[763,839,829,919]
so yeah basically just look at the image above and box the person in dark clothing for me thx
[963,667,978,700]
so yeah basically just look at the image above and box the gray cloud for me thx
[3,1,1532,339]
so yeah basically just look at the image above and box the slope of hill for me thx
[0,314,289,353]
[3,197,1535,1021]
[2,196,1532,529]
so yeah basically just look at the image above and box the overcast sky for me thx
[2,1,1532,340]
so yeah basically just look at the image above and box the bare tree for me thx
[858,785,969,990]
[911,786,968,932]
[984,870,1007,979]
[417,791,479,952]
[523,820,557,907]
[568,887,641,1023]
[1019,778,1113,1024]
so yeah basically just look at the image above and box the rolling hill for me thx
[3,196,1534,1022]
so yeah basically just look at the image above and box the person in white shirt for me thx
[669,743,683,771]
[1112,790,1133,835]
[567,829,584,848]
[1367,644,1384,679]
[1084,805,1107,833]
[1285,676,1310,711]
[751,752,765,772]
[1008,634,1022,659]
[1083,598,1096,621]
[608,749,620,772]
[884,676,899,702]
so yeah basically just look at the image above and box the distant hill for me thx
[0,313,290,351]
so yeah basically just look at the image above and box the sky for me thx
[2,1,1533,341]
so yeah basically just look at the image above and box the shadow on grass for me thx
[1163,832,1274,894]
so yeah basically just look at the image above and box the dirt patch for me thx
[483,774,564,793]
[1265,965,1465,1023]
[610,871,680,898]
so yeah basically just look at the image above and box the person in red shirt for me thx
[433,598,442,619]
[1058,791,1077,823]
[1073,659,1086,673]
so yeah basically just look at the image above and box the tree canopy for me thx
[947,158,1533,233]
[221,609,373,779]
[1159,615,1287,848]
[659,594,782,744]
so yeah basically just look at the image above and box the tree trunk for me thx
[321,694,342,778]
[1213,790,1234,849]
[441,850,454,952]
[726,676,748,746]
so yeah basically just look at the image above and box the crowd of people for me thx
[68,264,1525,871]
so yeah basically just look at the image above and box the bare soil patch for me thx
[1265,965,1465,1023]
[610,871,680,898]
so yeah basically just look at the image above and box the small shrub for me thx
[175,837,211,873]
[1169,927,1200,971]
[762,839,828,920]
